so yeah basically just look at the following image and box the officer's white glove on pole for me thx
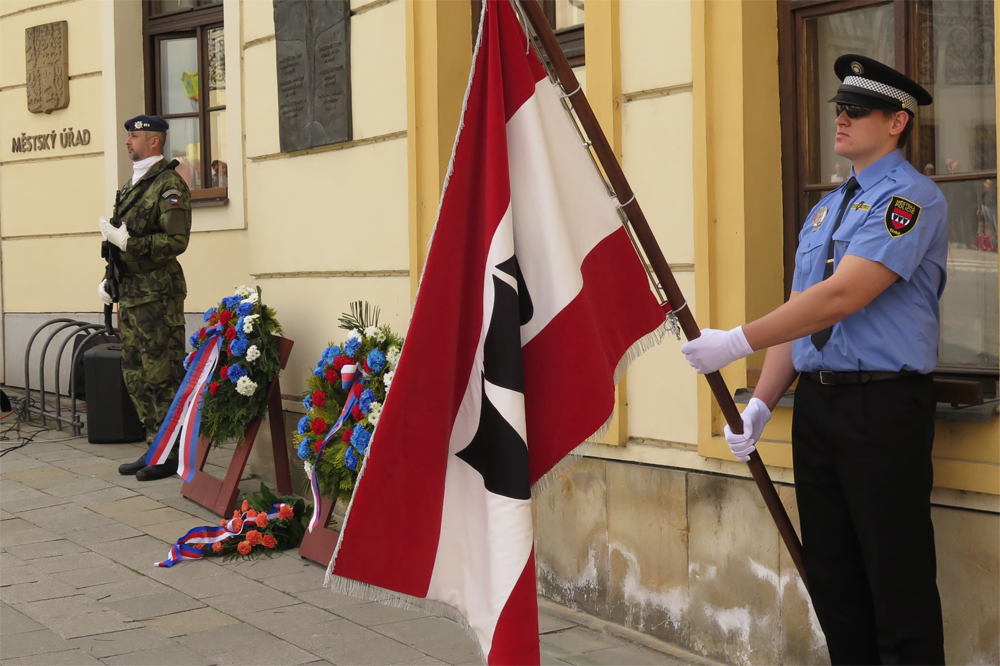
[680,326,754,374]
[98,280,113,306]
[724,397,771,462]
[99,216,130,252]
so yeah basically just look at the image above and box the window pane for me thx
[913,1,996,177]
[804,5,894,185]
[938,178,999,367]
[160,38,200,114]
[164,117,202,190]
[555,0,584,29]
[207,27,226,108]
[209,109,228,188]
[150,0,221,15]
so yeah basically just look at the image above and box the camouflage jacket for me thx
[116,158,192,308]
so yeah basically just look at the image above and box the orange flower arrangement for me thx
[199,485,306,562]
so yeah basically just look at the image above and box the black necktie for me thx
[811,176,861,351]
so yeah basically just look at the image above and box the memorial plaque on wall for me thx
[25,21,69,114]
[274,0,351,153]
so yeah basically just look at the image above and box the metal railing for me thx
[22,318,118,436]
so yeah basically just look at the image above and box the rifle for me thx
[101,189,125,335]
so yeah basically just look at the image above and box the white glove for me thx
[99,216,130,252]
[724,397,771,462]
[98,280,112,306]
[680,326,754,374]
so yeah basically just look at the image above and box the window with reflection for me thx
[779,0,998,390]
[143,1,227,200]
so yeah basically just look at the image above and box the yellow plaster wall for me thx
[620,0,691,93]
[0,156,104,238]
[242,0,275,44]
[2,236,106,312]
[406,0,471,299]
[353,0,407,140]
[175,229,251,313]
[0,0,102,88]
[1,0,108,317]
[614,0,698,446]
[244,138,409,275]
[0,78,104,163]
[242,40,281,158]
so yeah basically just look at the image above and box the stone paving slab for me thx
[1,427,713,666]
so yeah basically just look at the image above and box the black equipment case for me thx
[83,343,145,444]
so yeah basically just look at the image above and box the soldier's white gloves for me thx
[99,216,129,252]
[98,280,112,306]
[680,326,754,374]
[724,397,771,462]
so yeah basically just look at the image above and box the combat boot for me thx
[118,456,148,475]
[136,458,178,482]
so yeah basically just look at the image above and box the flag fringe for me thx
[324,574,489,665]
[531,319,668,498]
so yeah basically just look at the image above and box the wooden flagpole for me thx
[516,0,808,588]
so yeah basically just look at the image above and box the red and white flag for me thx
[328,2,666,663]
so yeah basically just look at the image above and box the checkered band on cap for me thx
[843,75,918,110]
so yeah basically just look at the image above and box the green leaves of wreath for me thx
[186,285,283,446]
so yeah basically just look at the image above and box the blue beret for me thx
[124,115,169,132]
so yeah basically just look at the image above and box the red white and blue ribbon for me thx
[308,378,363,532]
[340,362,358,389]
[146,324,224,481]
[154,503,289,567]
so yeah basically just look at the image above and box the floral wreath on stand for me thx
[186,285,283,445]
[292,302,403,519]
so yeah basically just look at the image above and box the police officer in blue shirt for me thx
[680,55,946,664]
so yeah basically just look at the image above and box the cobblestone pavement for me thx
[1,425,714,666]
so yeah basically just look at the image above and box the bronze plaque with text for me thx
[274,0,351,153]
[25,21,69,114]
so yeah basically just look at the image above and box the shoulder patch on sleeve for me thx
[885,195,921,237]
[162,189,183,199]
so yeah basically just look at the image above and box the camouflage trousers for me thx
[119,298,186,453]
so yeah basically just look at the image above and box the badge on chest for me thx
[812,206,828,232]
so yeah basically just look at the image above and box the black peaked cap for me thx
[830,54,932,115]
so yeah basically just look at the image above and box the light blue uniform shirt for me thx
[791,150,948,374]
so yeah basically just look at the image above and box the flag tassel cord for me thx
[512,0,809,592]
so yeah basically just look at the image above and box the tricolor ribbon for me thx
[154,503,289,567]
[146,324,224,481]
[308,378,363,532]
[340,362,358,389]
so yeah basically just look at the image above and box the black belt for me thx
[803,370,923,386]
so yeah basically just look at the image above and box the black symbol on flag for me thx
[456,255,533,501]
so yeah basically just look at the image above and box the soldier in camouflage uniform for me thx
[98,115,191,482]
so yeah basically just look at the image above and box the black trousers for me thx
[792,374,945,665]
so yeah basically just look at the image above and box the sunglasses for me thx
[836,103,874,119]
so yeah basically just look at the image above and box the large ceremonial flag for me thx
[328,1,667,663]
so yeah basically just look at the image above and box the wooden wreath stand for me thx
[298,494,340,566]
[182,337,295,517]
